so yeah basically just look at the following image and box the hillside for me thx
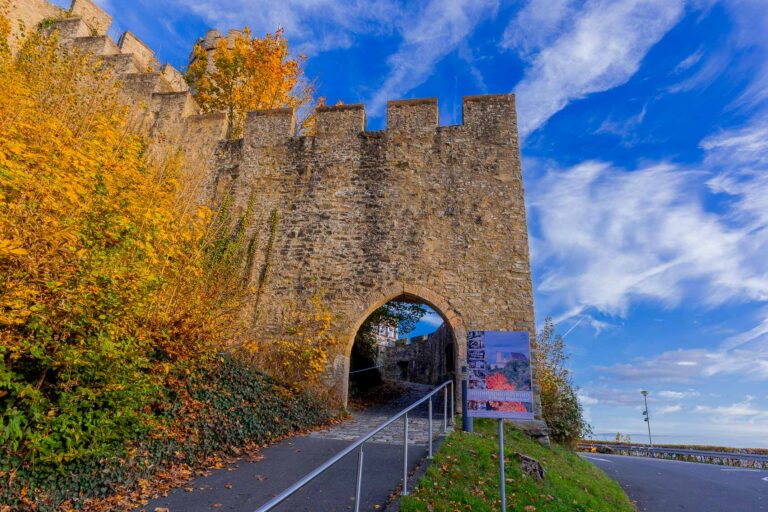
[401,419,635,512]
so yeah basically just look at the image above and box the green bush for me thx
[535,317,591,446]
[0,355,331,511]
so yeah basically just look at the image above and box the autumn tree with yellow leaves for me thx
[186,28,314,138]
[0,22,247,469]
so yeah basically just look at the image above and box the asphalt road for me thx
[581,453,768,511]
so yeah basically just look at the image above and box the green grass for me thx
[401,419,634,512]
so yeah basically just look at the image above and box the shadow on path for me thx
[139,382,452,512]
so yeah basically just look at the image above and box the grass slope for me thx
[401,419,634,512]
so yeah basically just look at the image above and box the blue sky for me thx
[64,0,768,447]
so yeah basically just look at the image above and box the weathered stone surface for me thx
[517,452,546,481]
[70,0,111,36]
[118,32,154,71]
[4,0,62,51]
[381,324,455,385]
[206,93,542,424]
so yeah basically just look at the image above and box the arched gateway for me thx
[206,94,546,432]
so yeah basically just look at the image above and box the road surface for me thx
[581,453,768,511]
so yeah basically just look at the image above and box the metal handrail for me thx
[254,380,455,512]
[348,364,383,375]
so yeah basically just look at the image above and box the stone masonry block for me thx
[463,94,518,145]
[46,18,89,43]
[387,98,438,134]
[160,64,189,92]
[118,32,155,71]
[72,35,118,56]
[244,108,296,147]
[70,0,111,36]
[316,105,366,138]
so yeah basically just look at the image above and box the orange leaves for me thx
[185,27,315,138]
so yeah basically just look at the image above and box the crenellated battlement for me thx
[227,95,517,147]
[70,0,111,36]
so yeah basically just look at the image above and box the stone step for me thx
[72,35,119,56]
[45,17,89,44]
[99,53,141,74]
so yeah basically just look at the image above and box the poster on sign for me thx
[466,331,534,420]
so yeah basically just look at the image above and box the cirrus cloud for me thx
[507,0,686,138]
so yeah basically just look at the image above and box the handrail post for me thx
[499,419,506,510]
[354,447,364,512]
[402,413,409,496]
[428,397,433,459]
[449,381,455,426]
[443,385,448,433]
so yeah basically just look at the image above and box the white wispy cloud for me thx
[507,0,685,138]
[169,0,401,56]
[722,312,768,349]
[578,386,647,407]
[674,48,704,74]
[529,159,768,318]
[721,0,768,109]
[694,396,768,421]
[599,346,768,383]
[657,404,682,415]
[530,103,768,320]
[658,390,700,400]
[367,0,498,116]
[420,311,444,328]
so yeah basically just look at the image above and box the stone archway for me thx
[339,282,467,407]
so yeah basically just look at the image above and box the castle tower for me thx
[10,0,547,437]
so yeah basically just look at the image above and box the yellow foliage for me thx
[0,21,247,464]
[250,287,340,388]
[186,27,314,138]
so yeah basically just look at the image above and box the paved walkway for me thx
[311,382,452,444]
[138,382,452,512]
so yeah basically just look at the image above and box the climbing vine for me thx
[253,207,280,319]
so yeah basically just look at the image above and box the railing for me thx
[579,443,768,467]
[255,380,455,512]
[348,364,383,375]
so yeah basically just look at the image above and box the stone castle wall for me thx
[382,324,455,385]
[213,96,540,420]
[5,0,546,430]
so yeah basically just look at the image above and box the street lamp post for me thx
[641,390,653,448]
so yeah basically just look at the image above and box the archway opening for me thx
[347,296,456,409]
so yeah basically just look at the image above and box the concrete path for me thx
[582,453,768,511]
[139,382,452,512]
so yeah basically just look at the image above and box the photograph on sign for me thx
[466,330,534,420]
